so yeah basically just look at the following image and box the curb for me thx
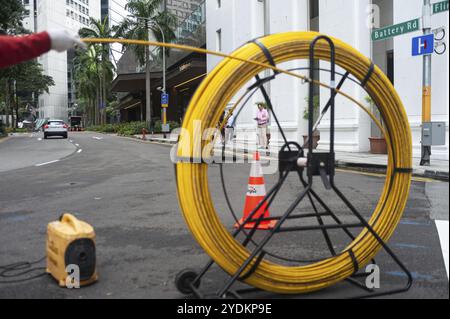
[92,132,449,182]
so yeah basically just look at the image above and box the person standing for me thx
[255,102,269,149]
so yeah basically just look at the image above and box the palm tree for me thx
[74,44,114,126]
[115,0,177,129]
[77,18,115,125]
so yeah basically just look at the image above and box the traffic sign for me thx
[161,93,169,108]
[372,18,420,41]
[412,34,435,56]
[433,0,449,14]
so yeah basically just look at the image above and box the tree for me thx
[0,60,55,128]
[73,44,114,126]
[115,0,177,128]
[0,0,25,33]
[78,18,116,125]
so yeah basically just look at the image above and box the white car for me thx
[44,120,68,139]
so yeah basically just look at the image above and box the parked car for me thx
[43,120,68,139]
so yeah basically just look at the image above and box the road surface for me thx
[0,132,448,298]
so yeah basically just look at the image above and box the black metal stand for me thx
[175,35,412,299]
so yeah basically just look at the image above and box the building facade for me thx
[21,0,101,121]
[111,0,207,126]
[206,0,449,161]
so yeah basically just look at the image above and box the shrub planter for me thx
[369,137,388,154]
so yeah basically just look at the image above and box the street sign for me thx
[162,124,170,133]
[412,34,435,56]
[433,0,449,14]
[161,93,169,108]
[372,18,420,41]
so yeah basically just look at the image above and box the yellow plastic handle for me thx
[61,213,81,232]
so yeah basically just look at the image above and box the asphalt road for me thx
[0,132,448,299]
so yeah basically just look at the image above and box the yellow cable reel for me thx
[175,31,412,294]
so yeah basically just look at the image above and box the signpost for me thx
[161,93,169,108]
[371,1,448,165]
[161,93,170,136]
[433,0,449,14]
[412,34,435,56]
[372,18,420,41]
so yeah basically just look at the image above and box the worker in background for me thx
[0,30,86,69]
[224,110,235,145]
[254,102,269,150]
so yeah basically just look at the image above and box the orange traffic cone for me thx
[235,152,277,230]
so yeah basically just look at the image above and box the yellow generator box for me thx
[46,213,98,287]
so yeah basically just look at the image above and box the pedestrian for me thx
[224,110,235,145]
[0,30,86,69]
[254,102,269,149]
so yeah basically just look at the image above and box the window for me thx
[387,51,394,85]
[23,0,30,5]
[309,0,319,19]
[216,29,222,51]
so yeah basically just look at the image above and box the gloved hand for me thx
[47,30,87,52]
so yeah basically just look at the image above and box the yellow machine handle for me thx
[60,213,82,233]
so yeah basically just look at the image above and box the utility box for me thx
[422,122,446,146]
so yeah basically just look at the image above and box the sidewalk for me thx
[135,134,449,181]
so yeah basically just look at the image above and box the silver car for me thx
[44,120,68,139]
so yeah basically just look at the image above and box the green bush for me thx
[86,120,181,136]
[5,127,28,133]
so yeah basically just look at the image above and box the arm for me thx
[0,32,51,68]
[0,30,86,69]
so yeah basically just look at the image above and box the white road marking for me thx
[92,136,103,140]
[77,149,82,153]
[35,160,59,167]
[69,139,73,143]
[37,138,42,141]
[436,220,449,280]
[75,143,80,147]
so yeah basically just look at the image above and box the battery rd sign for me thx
[372,18,420,41]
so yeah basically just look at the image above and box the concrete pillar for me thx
[318,0,372,153]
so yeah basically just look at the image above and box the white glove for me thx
[47,29,87,52]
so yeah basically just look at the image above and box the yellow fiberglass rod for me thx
[84,33,412,294]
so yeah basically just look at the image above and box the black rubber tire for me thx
[175,269,200,295]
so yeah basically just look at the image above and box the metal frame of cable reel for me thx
[175,35,413,299]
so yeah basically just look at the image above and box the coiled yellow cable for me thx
[83,32,412,294]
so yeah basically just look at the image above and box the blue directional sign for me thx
[161,93,169,107]
[412,34,435,56]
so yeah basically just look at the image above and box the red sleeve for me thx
[0,32,51,68]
